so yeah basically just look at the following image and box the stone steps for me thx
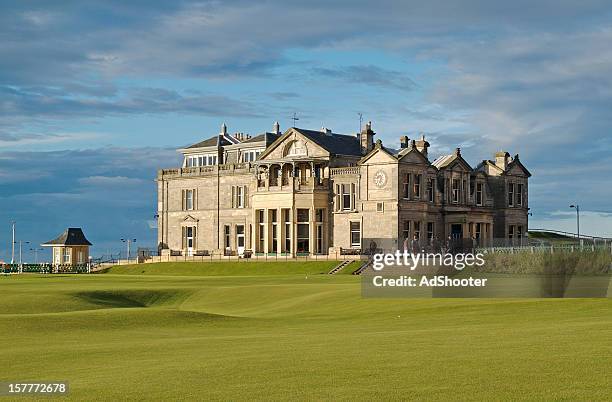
[352,259,372,275]
[328,260,352,274]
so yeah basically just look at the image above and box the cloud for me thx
[0,147,178,260]
[0,85,261,120]
[78,175,148,187]
[531,211,612,238]
[0,130,102,148]
[1,0,612,250]
[2,1,609,85]
[312,65,417,92]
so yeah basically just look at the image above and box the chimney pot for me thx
[495,151,510,170]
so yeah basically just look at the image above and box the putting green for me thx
[0,261,610,401]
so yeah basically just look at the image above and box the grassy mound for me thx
[102,261,340,276]
[480,250,611,274]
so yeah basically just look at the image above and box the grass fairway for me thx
[1,262,610,401]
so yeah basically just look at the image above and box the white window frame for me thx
[185,189,194,210]
[427,222,435,240]
[476,182,483,206]
[237,186,244,208]
[403,174,410,199]
[341,184,351,211]
[224,225,231,249]
[413,174,421,198]
[63,248,71,263]
[452,179,460,203]
[350,221,361,248]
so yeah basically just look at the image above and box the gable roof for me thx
[293,128,362,156]
[506,155,532,177]
[42,228,92,247]
[475,159,504,174]
[396,146,429,164]
[359,142,397,164]
[432,151,473,171]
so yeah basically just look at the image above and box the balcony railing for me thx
[330,167,360,177]
[257,177,329,191]
[159,163,255,179]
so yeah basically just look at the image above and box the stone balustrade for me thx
[158,163,255,178]
[330,166,360,177]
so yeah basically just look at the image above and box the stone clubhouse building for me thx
[156,122,530,257]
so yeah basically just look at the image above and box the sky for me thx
[1,0,612,261]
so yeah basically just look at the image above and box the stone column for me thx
[264,208,269,254]
[309,207,316,255]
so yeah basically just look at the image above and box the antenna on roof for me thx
[358,113,363,132]
[290,112,299,128]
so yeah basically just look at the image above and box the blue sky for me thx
[2,1,612,261]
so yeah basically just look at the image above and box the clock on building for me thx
[374,170,387,188]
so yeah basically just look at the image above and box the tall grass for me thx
[478,250,611,275]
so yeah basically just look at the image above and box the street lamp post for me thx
[18,241,30,264]
[29,247,44,264]
[10,221,15,264]
[569,204,580,243]
[121,238,137,260]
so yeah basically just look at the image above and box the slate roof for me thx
[293,128,362,156]
[242,132,280,146]
[431,154,457,169]
[185,132,276,149]
[186,135,233,149]
[42,228,92,246]
[506,156,532,177]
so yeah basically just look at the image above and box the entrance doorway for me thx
[236,225,245,256]
[186,226,195,256]
[451,224,463,239]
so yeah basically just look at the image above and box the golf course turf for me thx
[1,261,610,400]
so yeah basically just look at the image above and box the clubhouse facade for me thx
[156,122,531,257]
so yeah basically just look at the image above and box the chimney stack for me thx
[273,121,280,135]
[495,151,510,170]
[455,147,461,156]
[400,135,409,148]
[359,121,375,155]
[415,134,430,157]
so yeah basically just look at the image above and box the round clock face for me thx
[374,170,387,188]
